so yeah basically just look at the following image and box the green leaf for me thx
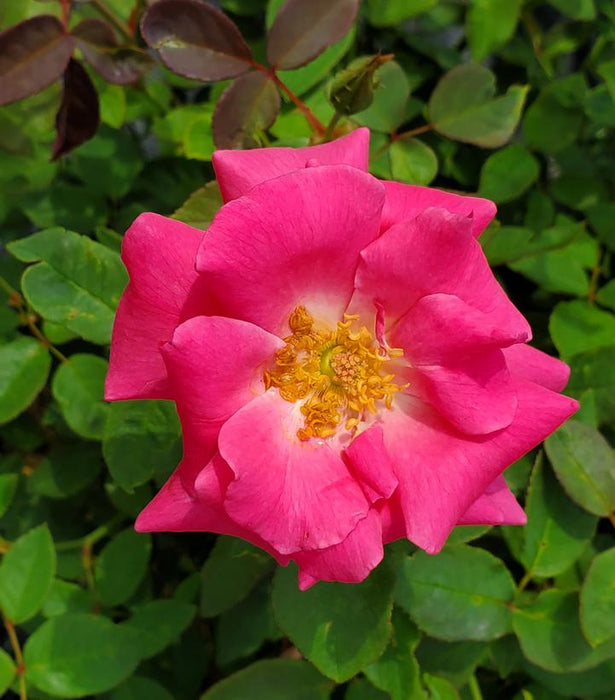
[216,581,279,666]
[0,649,15,697]
[183,115,216,160]
[202,658,333,699]
[550,301,615,360]
[550,0,595,20]
[52,354,109,440]
[477,144,540,204]
[355,60,410,133]
[105,676,174,700]
[172,181,223,230]
[367,0,436,26]
[519,454,596,578]
[596,279,615,311]
[467,0,523,61]
[124,599,196,659]
[567,346,615,424]
[422,674,460,699]
[0,473,18,517]
[509,245,591,296]
[395,545,515,641]
[22,182,107,232]
[8,228,128,345]
[0,336,50,424]
[24,613,141,698]
[0,523,55,623]
[525,658,615,698]
[389,137,438,185]
[95,528,152,606]
[523,81,584,154]
[42,579,95,618]
[201,536,275,617]
[415,638,487,686]
[103,400,181,491]
[580,548,615,646]
[29,443,103,499]
[345,678,389,699]
[545,420,615,517]
[364,609,425,700]
[272,561,394,682]
[428,64,528,148]
[513,590,615,673]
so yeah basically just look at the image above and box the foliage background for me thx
[1,0,615,698]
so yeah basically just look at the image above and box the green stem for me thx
[3,615,27,700]
[468,675,483,700]
[324,111,343,141]
[516,568,534,593]
[55,514,124,551]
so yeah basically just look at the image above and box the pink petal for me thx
[383,381,578,554]
[218,390,370,555]
[503,344,571,392]
[106,213,208,401]
[352,207,531,336]
[381,180,496,237]
[379,493,406,544]
[403,352,518,435]
[344,425,398,503]
[213,128,370,202]
[457,475,526,525]
[161,315,283,488]
[197,165,385,335]
[293,510,384,590]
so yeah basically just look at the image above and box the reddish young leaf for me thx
[140,0,253,81]
[212,71,280,149]
[267,0,359,70]
[72,19,151,85]
[52,59,100,160]
[0,15,75,105]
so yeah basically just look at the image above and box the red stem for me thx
[60,0,70,30]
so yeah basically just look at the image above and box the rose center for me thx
[264,306,405,441]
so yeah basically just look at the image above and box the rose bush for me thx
[106,128,577,589]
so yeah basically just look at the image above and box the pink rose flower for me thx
[105,128,578,589]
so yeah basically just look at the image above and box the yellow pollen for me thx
[264,306,406,441]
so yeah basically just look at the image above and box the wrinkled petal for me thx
[294,510,383,590]
[383,381,578,554]
[503,344,571,392]
[344,425,398,503]
[213,127,370,202]
[381,180,496,237]
[197,165,385,335]
[403,352,518,435]
[162,315,283,488]
[106,213,208,401]
[352,207,531,336]
[457,475,526,525]
[219,390,370,555]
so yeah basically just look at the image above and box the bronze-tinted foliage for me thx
[0,15,75,105]
[52,59,100,160]
[72,19,151,85]
[140,0,253,81]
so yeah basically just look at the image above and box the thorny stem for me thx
[253,63,326,136]
[91,0,134,41]
[3,615,27,700]
[0,275,68,363]
[372,123,436,159]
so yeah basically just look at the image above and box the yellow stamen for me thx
[264,306,406,441]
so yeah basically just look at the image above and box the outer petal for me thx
[352,207,531,336]
[219,390,370,555]
[197,165,385,335]
[457,475,526,525]
[293,510,384,590]
[344,425,398,503]
[383,381,578,554]
[106,213,209,400]
[213,127,370,202]
[161,315,283,488]
[381,180,496,237]
[503,344,571,392]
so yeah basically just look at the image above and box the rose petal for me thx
[383,381,578,554]
[196,165,385,335]
[381,180,496,237]
[352,207,531,337]
[457,475,526,525]
[344,424,398,503]
[503,344,570,392]
[106,213,208,400]
[293,510,383,589]
[162,315,283,488]
[219,390,370,555]
[213,127,370,201]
